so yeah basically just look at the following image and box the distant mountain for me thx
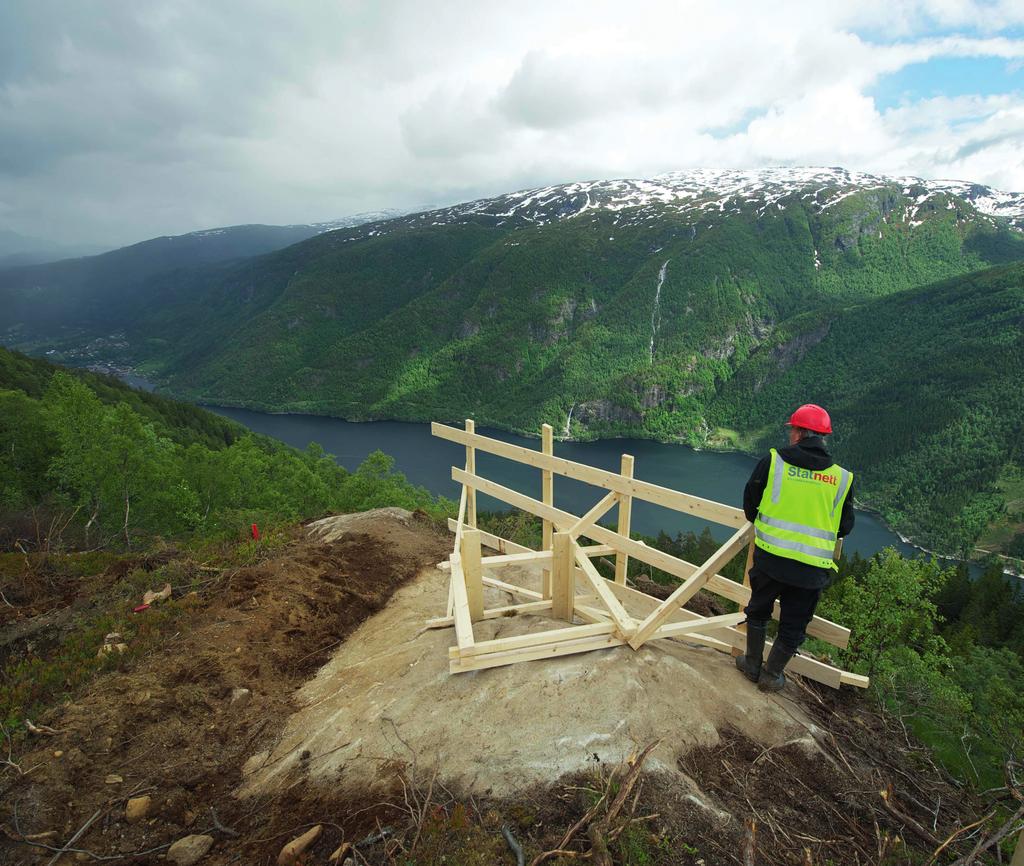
[2,167,1023,555]
[0,228,103,268]
[0,210,405,337]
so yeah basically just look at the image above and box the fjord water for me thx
[209,406,919,562]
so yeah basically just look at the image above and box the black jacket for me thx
[743,436,855,590]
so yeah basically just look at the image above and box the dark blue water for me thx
[207,406,924,563]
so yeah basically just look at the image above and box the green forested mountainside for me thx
[0,218,402,335]
[146,190,1022,436]
[0,347,242,450]
[0,347,445,544]
[711,263,1024,556]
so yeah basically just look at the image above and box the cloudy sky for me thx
[2,0,1024,249]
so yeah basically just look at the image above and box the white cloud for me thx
[1,0,1024,246]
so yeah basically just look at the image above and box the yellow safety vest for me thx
[754,448,852,570]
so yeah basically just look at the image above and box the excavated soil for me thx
[0,509,449,865]
[1,509,980,865]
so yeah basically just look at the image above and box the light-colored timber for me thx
[551,532,575,621]
[445,485,850,648]
[629,523,753,649]
[615,454,634,584]
[465,419,477,528]
[461,529,484,622]
[433,420,866,690]
[434,422,745,526]
[542,423,554,599]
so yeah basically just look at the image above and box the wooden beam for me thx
[461,529,484,622]
[483,576,543,600]
[465,419,477,528]
[733,538,757,657]
[615,454,634,584]
[450,621,615,659]
[436,423,745,527]
[573,543,636,638]
[449,521,531,555]
[425,599,553,629]
[551,531,574,622]
[629,523,753,649]
[653,612,746,639]
[449,632,627,674]
[541,423,554,600]
[449,554,474,654]
[567,490,619,538]
[438,544,615,570]
[447,513,850,648]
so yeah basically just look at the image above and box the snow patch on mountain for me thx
[323,167,1024,246]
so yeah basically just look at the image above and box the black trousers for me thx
[743,566,822,652]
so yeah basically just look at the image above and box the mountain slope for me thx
[0,210,404,340]
[710,262,1024,556]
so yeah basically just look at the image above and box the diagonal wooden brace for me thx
[629,523,753,650]
[567,490,619,539]
[572,541,636,639]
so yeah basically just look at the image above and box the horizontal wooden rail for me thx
[434,423,745,527]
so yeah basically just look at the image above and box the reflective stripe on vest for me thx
[754,448,852,570]
[754,527,836,560]
[756,513,837,542]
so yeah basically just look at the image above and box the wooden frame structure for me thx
[429,420,868,690]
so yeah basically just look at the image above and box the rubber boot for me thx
[758,642,796,693]
[734,622,766,682]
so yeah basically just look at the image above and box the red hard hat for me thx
[787,404,832,434]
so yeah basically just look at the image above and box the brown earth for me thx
[0,509,984,865]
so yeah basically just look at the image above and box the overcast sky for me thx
[2,0,1023,249]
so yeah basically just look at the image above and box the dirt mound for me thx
[239,556,820,800]
[1,508,448,865]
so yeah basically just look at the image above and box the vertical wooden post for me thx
[551,531,574,622]
[541,423,554,599]
[461,529,484,622]
[833,538,843,563]
[614,454,634,584]
[465,419,477,528]
[732,538,757,657]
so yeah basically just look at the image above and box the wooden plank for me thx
[654,612,746,638]
[448,521,532,555]
[449,555,474,653]
[461,529,484,622]
[573,543,636,638]
[598,576,857,688]
[629,523,753,649]
[450,621,615,659]
[448,475,850,648]
[541,423,554,600]
[551,532,574,621]
[839,671,870,689]
[568,490,619,538]
[438,544,615,570]
[615,454,634,584]
[733,538,757,657]
[447,478,469,618]
[425,599,553,629]
[435,423,745,527]
[449,632,627,674]
[483,576,543,600]
[465,419,477,528]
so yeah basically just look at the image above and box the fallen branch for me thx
[502,825,526,866]
[742,817,757,866]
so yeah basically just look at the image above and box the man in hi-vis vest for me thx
[735,404,855,692]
